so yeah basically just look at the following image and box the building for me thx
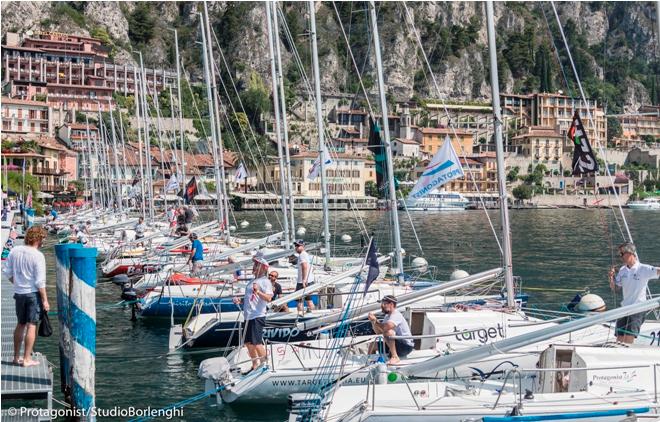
[57,122,99,151]
[1,97,52,136]
[2,31,176,111]
[510,126,564,172]
[617,106,660,141]
[413,127,474,159]
[330,128,369,156]
[500,92,607,147]
[391,138,420,157]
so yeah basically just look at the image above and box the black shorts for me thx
[295,283,312,301]
[245,317,266,345]
[616,312,646,337]
[14,293,41,324]
[385,338,414,358]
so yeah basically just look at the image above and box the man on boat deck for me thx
[609,242,660,344]
[368,295,414,365]
[134,217,146,240]
[268,270,289,312]
[4,226,50,367]
[186,233,204,275]
[294,239,315,314]
[233,251,273,371]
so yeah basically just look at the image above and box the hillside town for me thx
[2,30,659,210]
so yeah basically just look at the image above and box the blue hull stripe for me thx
[482,407,650,422]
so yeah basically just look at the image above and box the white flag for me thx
[407,136,464,200]
[165,174,179,192]
[235,162,248,182]
[307,151,333,180]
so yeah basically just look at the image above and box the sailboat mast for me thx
[174,29,186,181]
[369,1,404,282]
[486,1,515,308]
[137,52,155,221]
[200,10,224,229]
[266,1,291,246]
[108,100,123,213]
[309,1,331,264]
[84,115,97,212]
[204,3,232,240]
[272,1,296,240]
[133,66,148,220]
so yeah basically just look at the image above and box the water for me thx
[30,210,660,421]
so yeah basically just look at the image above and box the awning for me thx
[37,192,54,199]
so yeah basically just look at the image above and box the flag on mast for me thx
[165,174,179,192]
[569,111,599,175]
[407,135,464,200]
[234,162,248,182]
[363,237,379,295]
[182,177,198,204]
[307,151,333,180]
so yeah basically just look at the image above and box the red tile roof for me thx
[418,127,473,136]
[1,97,49,107]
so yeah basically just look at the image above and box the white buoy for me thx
[341,234,352,243]
[240,220,249,228]
[264,222,273,230]
[450,269,470,280]
[229,225,237,231]
[576,294,606,312]
[411,257,428,272]
[296,227,306,236]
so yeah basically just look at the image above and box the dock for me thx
[1,211,53,421]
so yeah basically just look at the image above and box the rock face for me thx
[1,1,657,110]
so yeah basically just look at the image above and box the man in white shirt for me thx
[4,226,50,367]
[294,239,315,313]
[609,242,660,344]
[233,251,273,371]
[368,295,414,365]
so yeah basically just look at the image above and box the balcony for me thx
[33,167,64,175]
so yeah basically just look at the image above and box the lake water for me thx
[27,209,660,421]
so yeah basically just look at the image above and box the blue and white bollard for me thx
[68,247,98,420]
[54,243,81,397]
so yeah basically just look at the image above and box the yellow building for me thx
[413,127,474,159]
[510,126,564,171]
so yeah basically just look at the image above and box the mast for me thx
[368,1,404,282]
[272,1,296,240]
[137,52,155,221]
[174,29,186,181]
[133,66,147,220]
[117,107,129,198]
[486,1,515,307]
[203,3,232,240]
[84,115,97,213]
[107,100,123,213]
[266,1,291,246]
[309,0,331,264]
[200,10,224,228]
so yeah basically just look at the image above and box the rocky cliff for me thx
[2,1,658,112]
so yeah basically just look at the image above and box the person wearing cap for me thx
[368,295,414,365]
[609,242,660,344]
[186,233,204,275]
[268,271,289,312]
[233,252,273,370]
[294,239,314,313]
[3,226,50,367]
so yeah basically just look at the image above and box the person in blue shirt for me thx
[186,233,204,275]
[50,209,58,221]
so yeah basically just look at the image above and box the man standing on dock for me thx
[3,226,50,367]
[609,242,660,344]
[234,252,273,371]
[294,240,315,314]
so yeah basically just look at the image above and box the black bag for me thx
[38,310,53,337]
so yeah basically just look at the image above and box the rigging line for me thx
[277,4,370,238]
[540,3,574,97]
[400,2,503,256]
[210,28,291,225]
[549,1,633,246]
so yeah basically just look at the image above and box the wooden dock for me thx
[1,212,53,421]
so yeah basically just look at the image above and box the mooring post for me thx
[68,247,98,420]
[54,243,81,399]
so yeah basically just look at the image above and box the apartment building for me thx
[1,97,52,136]
[413,127,474,159]
[2,31,176,111]
[510,126,564,172]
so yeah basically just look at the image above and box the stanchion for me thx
[69,246,98,420]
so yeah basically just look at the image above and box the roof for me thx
[35,136,75,154]
[66,123,99,131]
[290,152,368,161]
[392,138,419,145]
[1,97,49,107]
[332,137,369,143]
[417,127,473,136]
[511,126,563,139]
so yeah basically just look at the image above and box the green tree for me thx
[512,184,533,201]
[506,166,520,183]
[241,72,271,127]
[128,3,155,46]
